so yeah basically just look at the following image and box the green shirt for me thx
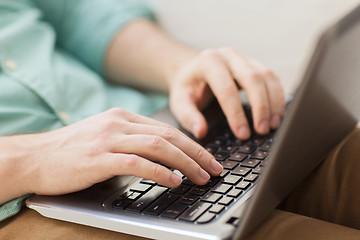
[0,0,167,221]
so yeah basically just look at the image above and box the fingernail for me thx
[270,115,281,129]
[238,126,250,139]
[259,120,270,134]
[171,174,182,186]
[211,159,223,174]
[199,168,210,182]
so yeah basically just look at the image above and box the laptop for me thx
[26,4,360,240]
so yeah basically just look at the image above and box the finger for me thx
[170,90,208,139]
[105,107,171,128]
[112,134,212,185]
[218,49,271,135]
[122,122,223,176]
[248,59,286,129]
[198,50,251,140]
[108,153,182,188]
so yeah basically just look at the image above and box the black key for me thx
[140,179,157,185]
[197,212,216,224]
[130,183,152,192]
[220,169,230,178]
[236,181,251,190]
[144,193,179,215]
[189,185,210,196]
[221,145,238,153]
[237,144,255,154]
[214,151,229,161]
[212,183,232,194]
[182,178,195,186]
[232,166,251,176]
[227,188,243,198]
[258,141,271,151]
[209,204,225,214]
[161,203,188,219]
[205,145,218,154]
[211,139,227,146]
[201,193,222,203]
[222,174,242,185]
[180,193,199,205]
[179,202,212,222]
[169,184,190,195]
[241,159,260,168]
[244,174,258,182]
[228,152,247,162]
[127,192,141,200]
[112,199,132,209]
[206,177,221,187]
[251,150,268,160]
[127,186,167,212]
[221,160,238,170]
[253,166,263,174]
[249,137,264,146]
[218,196,234,206]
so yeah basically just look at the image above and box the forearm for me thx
[105,18,198,92]
[0,135,35,204]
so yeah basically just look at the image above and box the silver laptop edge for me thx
[26,4,360,240]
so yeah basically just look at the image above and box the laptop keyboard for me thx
[111,126,274,224]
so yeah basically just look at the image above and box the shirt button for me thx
[58,111,70,122]
[4,59,18,71]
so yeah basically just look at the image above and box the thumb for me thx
[170,94,208,139]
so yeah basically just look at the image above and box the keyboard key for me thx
[249,137,264,146]
[253,166,263,174]
[236,181,251,190]
[182,178,195,186]
[130,183,152,192]
[140,179,157,185]
[244,174,258,182]
[232,166,251,176]
[144,193,179,216]
[227,188,243,198]
[241,159,260,168]
[212,183,232,194]
[228,152,247,162]
[206,177,221,187]
[179,202,212,222]
[169,184,190,195]
[211,139,227,146]
[197,212,216,224]
[221,160,238,170]
[218,196,234,206]
[220,169,230,178]
[209,204,225,214]
[127,192,141,200]
[221,145,238,153]
[251,150,268,160]
[127,186,167,212]
[258,141,271,151]
[214,151,229,161]
[237,144,255,154]
[161,203,188,219]
[112,199,132,210]
[180,193,199,205]
[201,192,222,203]
[205,145,218,154]
[222,174,242,185]
[189,186,210,196]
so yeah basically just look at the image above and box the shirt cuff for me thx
[0,194,31,222]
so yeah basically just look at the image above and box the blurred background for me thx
[145,0,360,95]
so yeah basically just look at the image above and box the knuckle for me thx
[123,155,139,169]
[107,107,127,117]
[147,135,164,150]
[248,72,264,84]
[151,164,164,180]
[219,46,236,55]
[161,126,176,141]
[194,146,205,160]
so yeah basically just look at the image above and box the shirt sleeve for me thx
[0,195,31,221]
[32,0,155,76]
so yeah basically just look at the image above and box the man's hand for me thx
[169,48,286,140]
[0,108,223,204]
